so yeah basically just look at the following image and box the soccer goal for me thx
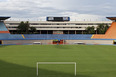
[36,62,76,76]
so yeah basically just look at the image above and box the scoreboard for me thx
[47,17,70,21]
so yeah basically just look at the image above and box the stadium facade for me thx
[0,16,116,45]
[5,17,112,34]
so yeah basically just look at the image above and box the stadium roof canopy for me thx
[0,17,10,20]
[106,17,116,20]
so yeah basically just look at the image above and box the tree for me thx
[17,21,36,34]
[104,24,109,32]
[30,27,36,33]
[97,24,109,34]
[86,26,95,34]
[17,21,25,34]
[25,21,30,34]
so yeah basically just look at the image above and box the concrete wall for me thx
[2,40,114,45]
[5,21,112,31]
[3,40,52,45]
[66,40,113,45]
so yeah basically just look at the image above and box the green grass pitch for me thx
[0,45,116,77]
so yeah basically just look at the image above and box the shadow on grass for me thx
[54,45,72,49]
[0,45,7,48]
[0,60,91,77]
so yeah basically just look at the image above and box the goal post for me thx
[36,62,76,76]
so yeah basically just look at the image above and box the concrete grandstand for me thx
[92,17,116,39]
[0,16,116,45]
[5,17,112,34]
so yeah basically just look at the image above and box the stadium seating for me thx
[9,34,24,39]
[0,34,92,40]
[23,34,92,40]
[93,22,116,39]
[0,21,92,40]
[0,34,10,39]
[0,21,10,40]
[0,22,8,31]
[0,34,24,40]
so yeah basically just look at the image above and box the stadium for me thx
[1,16,116,77]
[0,16,116,45]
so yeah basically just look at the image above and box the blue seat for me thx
[9,34,24,39]
[0,34,24,40]
[0,22,8,31]
[23,34,92,40]
[0,34,10,39]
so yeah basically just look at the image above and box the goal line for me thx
[36,62,76,76]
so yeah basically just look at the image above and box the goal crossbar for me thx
[37,62,76,76]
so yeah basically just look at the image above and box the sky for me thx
[0,0,116,21]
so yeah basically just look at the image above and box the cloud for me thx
[60,12,107,21]
[0,0,116,21]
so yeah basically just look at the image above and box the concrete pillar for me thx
[82,31,83,34]
[96,30,97,34]
[47,30,48,34]
[68,30,69,34]
[40,30,41,34]
[75,30,76,34]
